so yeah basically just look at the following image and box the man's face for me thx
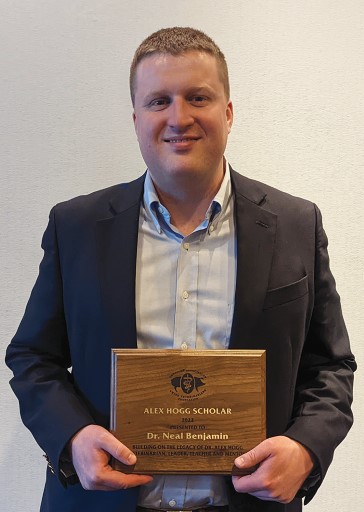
[133,51,233,192]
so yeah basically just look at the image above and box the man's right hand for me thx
[70,424,153,490]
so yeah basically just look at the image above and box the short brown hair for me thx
[130,27,230,104]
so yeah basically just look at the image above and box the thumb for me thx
[234,441,269,471]
[96,429,137,466]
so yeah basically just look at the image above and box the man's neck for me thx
[152,169,224,237]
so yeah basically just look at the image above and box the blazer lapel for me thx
[95,175,145,349]
[229,169,277,348]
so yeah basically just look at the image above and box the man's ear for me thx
[226,100,233,134]
[132,112,138,139]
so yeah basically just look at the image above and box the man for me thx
[6,27,355,512]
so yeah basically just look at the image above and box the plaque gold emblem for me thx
[110,349,266,475]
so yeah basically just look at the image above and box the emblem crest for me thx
[171,372,206,395]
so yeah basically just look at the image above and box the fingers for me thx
[232,436,315,504]
[83,466,153,491]
[70,424,153,491]
[232,442,272,498]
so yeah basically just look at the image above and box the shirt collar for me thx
[143,162,232,236]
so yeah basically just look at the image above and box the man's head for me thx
[130,27,230,105]
[131,28,233,196]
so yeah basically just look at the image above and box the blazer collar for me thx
[107,173,146,216]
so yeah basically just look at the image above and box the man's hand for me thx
[232,436,314,504]
[70,424,153,490]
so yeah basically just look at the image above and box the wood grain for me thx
[110,349,265,475]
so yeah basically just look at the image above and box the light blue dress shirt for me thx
[136,166,236,509]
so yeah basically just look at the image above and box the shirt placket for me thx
[173,235,199,350]
[160,474,189,510]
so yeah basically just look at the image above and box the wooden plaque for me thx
[110,349,266,475]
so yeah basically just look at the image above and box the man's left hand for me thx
[232,436,314,504]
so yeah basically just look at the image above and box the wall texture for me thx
[1,1,363,510]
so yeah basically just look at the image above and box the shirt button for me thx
[181,342,188,350]
[168,499,177,507]
[209,224,215,233]
[182,290,189,300]
[183,242,189,250]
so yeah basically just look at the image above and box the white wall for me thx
[1,1,363,510]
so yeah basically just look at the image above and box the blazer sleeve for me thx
[5,207,95,481]
[284,204,356,503]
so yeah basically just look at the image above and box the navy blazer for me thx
[6,168,356,512]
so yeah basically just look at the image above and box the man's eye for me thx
[149,98,170,110]
[190,96,207,105]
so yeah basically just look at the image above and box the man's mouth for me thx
[163,137,200,143]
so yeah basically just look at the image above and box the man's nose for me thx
[167,98,194,130]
